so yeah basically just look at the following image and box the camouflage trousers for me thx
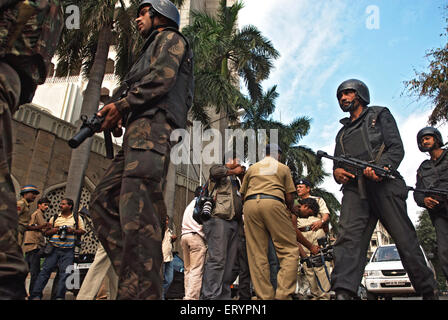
[90,111,172,300]
[0,61,28,299]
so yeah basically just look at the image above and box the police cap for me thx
[295,178,312,188]
[20,185,40,195]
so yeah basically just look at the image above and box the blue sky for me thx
[238,0,447,225]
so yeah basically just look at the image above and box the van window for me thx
[372,246,401,262]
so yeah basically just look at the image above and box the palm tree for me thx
[61,0,117,212]
[239,86,341,233]
[182,0,279,124]
[61,0,186,212]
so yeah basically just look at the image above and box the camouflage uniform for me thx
[0,0,63,299]
[90,28,193,300]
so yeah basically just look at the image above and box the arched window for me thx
[47,63,55,77]
[105,58,115,74]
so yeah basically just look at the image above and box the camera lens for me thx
[202,200,213,217]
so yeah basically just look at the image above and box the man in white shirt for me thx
[181,187,207,300]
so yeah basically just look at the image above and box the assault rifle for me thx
[316,150,402,199]
[68,83,130,159]
[407,186,448,211]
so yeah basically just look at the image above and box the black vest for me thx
[335,106,387,163]
[417,149,448,190]
[123,27,194,129]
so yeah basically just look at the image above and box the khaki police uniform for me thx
[22,209,46,254]
[297,216,331,300]
[240,156,298,300]
[17,198,31,246]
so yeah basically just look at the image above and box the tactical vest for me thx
[417,149,448,190]
[336,106,387,164]
[123,27,194,129]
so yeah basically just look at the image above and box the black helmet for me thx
[138,0,180,28]
[337,79,370,111]
[417,127,444,152]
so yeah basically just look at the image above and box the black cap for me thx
[295,178,312,188]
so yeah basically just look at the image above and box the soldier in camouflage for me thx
[90,0,194,300]
[0,0,63,299]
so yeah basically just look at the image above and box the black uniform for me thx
[415,149,448,280]
[331,106,437,296]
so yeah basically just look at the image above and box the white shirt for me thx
[181,198,204,238]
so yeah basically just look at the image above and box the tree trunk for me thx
[65,23,113,213]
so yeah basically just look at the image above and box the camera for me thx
[199,196,214,221]
[300,236,334,268]
[58,225,69,241]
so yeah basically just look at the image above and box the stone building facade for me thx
[11,104,198,255]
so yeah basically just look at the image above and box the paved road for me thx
[26,273,75,300]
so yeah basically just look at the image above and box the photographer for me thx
[29,198,85,300]
[200,153,243,300]
[295,198,331,300]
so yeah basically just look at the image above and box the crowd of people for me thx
[0,0,447,301]
[13,156,335,301]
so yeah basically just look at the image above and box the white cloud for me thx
[238,0,355,122]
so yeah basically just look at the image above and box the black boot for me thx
[422,289,439,300]
[335,289,354,300]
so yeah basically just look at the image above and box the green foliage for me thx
[182,0,279,124]
[416,210,447,291]
[239,85,340,232]
[404,6,448,126]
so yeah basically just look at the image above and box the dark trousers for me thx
[231,229,252,300]
[201,217,239,300]
[25,249,42,294]
[0,61,28,299]
[30,247,74,300]
[90,112,172,300]
[331,178,437,295]
[162,253,184,299]
[429,211,448,280]
[268,236,280,289]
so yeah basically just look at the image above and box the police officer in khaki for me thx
[17,185,40,246]
[240,144,319,300]
[295,197,331,300]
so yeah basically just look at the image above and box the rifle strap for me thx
[374,143,386,164]
[312,254,332,293]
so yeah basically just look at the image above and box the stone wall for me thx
[11,104,199,256]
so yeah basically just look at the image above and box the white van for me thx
[362,244,435,300]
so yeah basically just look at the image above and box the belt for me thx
[245,194,284,203]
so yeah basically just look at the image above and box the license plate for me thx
[384,280,406,286]
[74,263,91,270]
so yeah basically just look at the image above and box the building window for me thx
[105,59,115,74]
[47,63,55,77]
